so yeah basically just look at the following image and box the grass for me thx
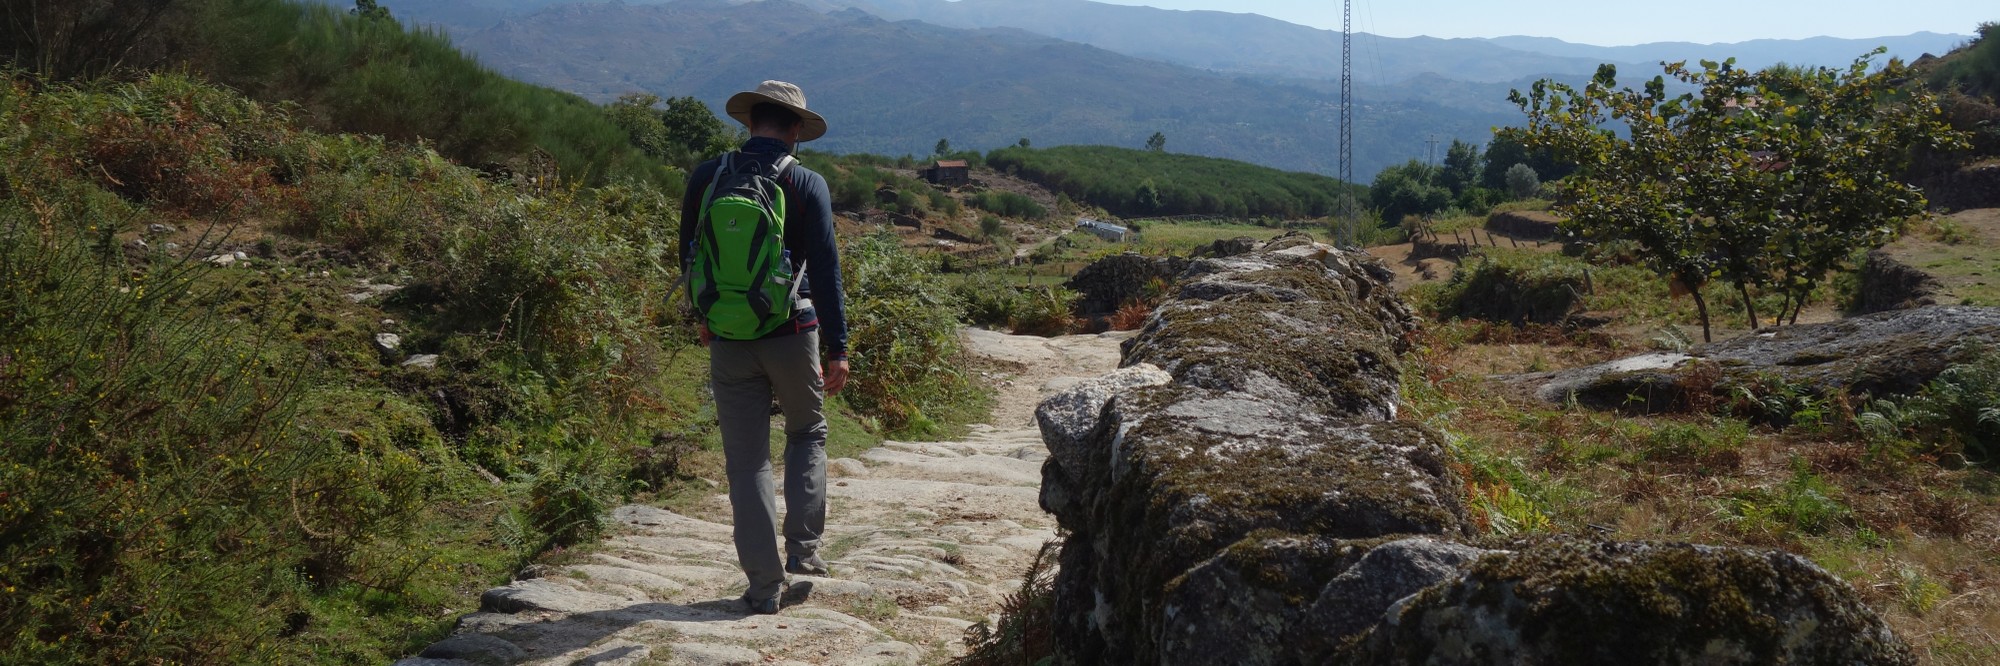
[1891,210,2000,307]
[1127,221,1309,255]
[1403,319,2000,663]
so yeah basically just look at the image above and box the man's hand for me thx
[823,358,849,394]
[697,323,713,347]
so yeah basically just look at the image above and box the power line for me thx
[1336,0,1355,247]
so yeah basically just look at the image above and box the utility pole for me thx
[1335,0,1355,247]
[1426,134,1440,166]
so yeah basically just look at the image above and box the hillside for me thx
[845,0,1621,84]
[1483,32,1969,71]
[400,0,1509,178]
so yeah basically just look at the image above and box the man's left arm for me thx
[796,170,849,392]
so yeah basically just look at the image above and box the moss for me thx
[1347,539,1915,664]
[1127,299,1403,420]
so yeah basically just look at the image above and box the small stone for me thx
[401,354,439,369]
[162,242,180,251]
[381,319,397,327]
[232,251,247,261]
[828,458,869,478]
[146,223,177,235]
[375,333,402,352]
[204,253,236,266]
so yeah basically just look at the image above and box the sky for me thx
[1088,0,1990,46]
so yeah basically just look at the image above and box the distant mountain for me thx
[410,0,1519,178]
[842,0,1623,84]
[1481,32,1970,71]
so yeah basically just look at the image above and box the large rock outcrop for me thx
[1516,305,2000,411]
[1036,240,1912,664]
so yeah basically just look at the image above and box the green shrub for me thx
[841,229,983,437]
[972,190,1047,220]
[1858,345,2000,464]
[0,71,687,663]
[1010,286,1079,337]
[1428,254,1588,325]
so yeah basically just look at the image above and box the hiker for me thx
[677,80,849,615]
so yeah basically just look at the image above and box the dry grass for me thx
[1406,319,2000,664]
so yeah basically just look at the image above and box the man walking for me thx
[678,80,849,615]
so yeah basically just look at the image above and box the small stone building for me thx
[918,160,970,186]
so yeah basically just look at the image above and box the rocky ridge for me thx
[1034,239,1913,664]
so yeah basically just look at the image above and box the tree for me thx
[607,94,729,170]
[935,138,951,156]
[1018,137,1031,148]
[1504,163,1540,200]
[1439,139,1483,195]
[1511,53,1965,341]
[1369,160,1450,225]
[1481,128,1574,191]
[352,0,391,20]
[1145,132,1166,153]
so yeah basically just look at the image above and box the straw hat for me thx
[726,80,828,142]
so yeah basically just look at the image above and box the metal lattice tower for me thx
[1337,0,1356,246]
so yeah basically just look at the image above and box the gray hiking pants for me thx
[709,330,827,600]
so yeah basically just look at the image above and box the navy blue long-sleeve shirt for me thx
[678,136,849,359]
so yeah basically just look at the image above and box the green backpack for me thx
[689,152,805,340]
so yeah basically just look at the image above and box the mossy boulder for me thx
[1050,384,1468,663]
[1341,539,1914,665]
[1065,252,1187,318]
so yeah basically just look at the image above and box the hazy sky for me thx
[1089,0,1990,45]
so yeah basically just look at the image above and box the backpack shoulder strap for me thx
[771,154,797,178]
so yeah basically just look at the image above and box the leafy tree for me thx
[1481,128,1574,190]
[1439,139,1483,195]
[608,93,672,157]
[659,95,729,157]
[1145,131,1166,152]
[1018,137,1031,148]
[351,0,390,20]
[1504,163,1540,199]
[1136,178,1163,211]
[935,137,951,156]
[1369,159,1450,225]
[1512,52,1965,341]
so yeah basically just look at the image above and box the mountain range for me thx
[369,0,1968,179]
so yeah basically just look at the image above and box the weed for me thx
[954,539,1060,666]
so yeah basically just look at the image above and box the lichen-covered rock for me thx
[1294,537,1493,662]
[1340,539,1915,665]
[1513,306,2000,410]
[1193,235,1259,258]
[1156,533,1381,666]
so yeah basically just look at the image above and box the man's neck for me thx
[749,130,795,151]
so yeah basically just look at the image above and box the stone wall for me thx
[1035,240,1913,665]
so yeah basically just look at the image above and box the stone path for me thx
[399,329,1126,666]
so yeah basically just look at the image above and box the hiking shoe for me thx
[742,592,780,615]
[786,553,829,575]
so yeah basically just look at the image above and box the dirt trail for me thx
[398,330,1126,666]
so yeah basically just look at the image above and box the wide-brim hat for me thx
[725,80,828,142]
